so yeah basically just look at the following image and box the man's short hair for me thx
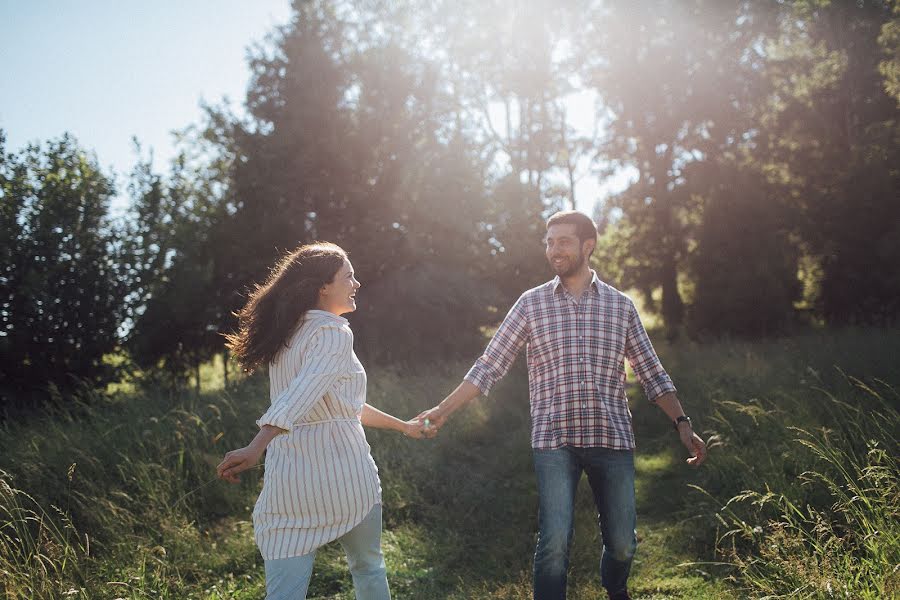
[546,210,598,245]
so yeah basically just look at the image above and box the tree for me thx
[167,1,502,365]
[755,0,900,324]
[690,167,801,336]
[0,133,131,410]
[125,147,232,387]
[586,0,780,335]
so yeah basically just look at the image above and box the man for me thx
[419,210,707,600]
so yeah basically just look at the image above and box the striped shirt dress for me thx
[252,309,382,560]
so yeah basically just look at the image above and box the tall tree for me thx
[0,133,131,409]
[125,150,230,383]
[587,0,779,335]
[757,0,900,324]
[186,1,499,364]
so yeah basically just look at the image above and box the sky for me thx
[1,1,627,216]
[1,1,293,202]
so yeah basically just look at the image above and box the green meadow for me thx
[1,327,898,599]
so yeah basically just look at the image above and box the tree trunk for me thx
[660,252,684,339]
[222,348,229,388]
[654,147,683,337]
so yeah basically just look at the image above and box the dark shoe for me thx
[607,590,631,600]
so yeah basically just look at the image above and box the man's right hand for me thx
[415,406,448,432]
[416,381,482,434]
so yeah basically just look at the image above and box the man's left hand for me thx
[678,427,707,466]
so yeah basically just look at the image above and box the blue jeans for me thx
[532,446,637,599]
[263,504,391,600]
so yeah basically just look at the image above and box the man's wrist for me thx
[431,406,448,424]
[673,415,692,431]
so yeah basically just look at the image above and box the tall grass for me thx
[705,379,899,598]
[0,376,269,599]
[676,353,900,599]
[0,468,89,598]
[1,327,898,598]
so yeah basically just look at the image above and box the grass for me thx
[1,327,898,598]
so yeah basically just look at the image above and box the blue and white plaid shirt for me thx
[465,271,676,450]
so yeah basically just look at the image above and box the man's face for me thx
[545,223,592,277]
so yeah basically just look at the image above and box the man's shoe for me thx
[607,590,631,600]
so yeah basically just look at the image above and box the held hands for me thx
[216,444,265,483]
[414,406,447,434]
[400,405,448,439]
[402,416,438,439]
[677,424,708,466]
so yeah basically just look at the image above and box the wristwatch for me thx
[673,415,692,431]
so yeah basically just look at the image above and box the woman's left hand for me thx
[217,445,265,483]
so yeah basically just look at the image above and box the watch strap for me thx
[674,415,692,430]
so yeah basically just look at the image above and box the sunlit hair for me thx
[546,210,598,246]
[225,242,348,373]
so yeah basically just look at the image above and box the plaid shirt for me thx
[464,271,676,450]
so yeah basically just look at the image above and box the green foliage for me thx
[758,0,900,327]
[0,375,268,599]
[0,469,89,599]
[588,0,778,334]
[703,383,899,598]
[879,0,900,103]
[124,141,235,379]
[0,133,132,410]
[690,169,802,337]
[187,2,505,366]
[2,329,899,598]
[4,0,900,400]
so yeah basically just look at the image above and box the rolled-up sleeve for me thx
[256,324,352,430]
[624,302,676,402]
[464,295,529,396]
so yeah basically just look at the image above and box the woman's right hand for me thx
[216,445,265,483]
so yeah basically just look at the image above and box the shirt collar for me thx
[552,270,602,295]
[304,309,349,325]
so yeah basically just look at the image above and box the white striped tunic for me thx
[252,309,381,560]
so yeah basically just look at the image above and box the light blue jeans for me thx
[532,446,637,599]
[263,504,391,600]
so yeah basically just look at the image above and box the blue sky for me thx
[1,1,293,194]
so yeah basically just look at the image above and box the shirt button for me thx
[582,403,587,409]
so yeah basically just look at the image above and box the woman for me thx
[216,242,429,600]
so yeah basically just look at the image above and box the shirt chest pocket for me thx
[333,354,367,412]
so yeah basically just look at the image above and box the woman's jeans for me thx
[263,504,391,600]
[532,446,637,599]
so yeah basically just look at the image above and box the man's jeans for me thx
[532,446,637,599]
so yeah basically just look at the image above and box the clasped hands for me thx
[402,406,447,439]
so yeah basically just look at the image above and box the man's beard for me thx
[552,252,585,278]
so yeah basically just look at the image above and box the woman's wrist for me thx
[251,425,285,451]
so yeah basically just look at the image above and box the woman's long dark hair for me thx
[225,242,348,373]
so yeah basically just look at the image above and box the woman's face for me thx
[317,259,361,316]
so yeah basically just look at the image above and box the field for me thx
[1,327,898,599]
